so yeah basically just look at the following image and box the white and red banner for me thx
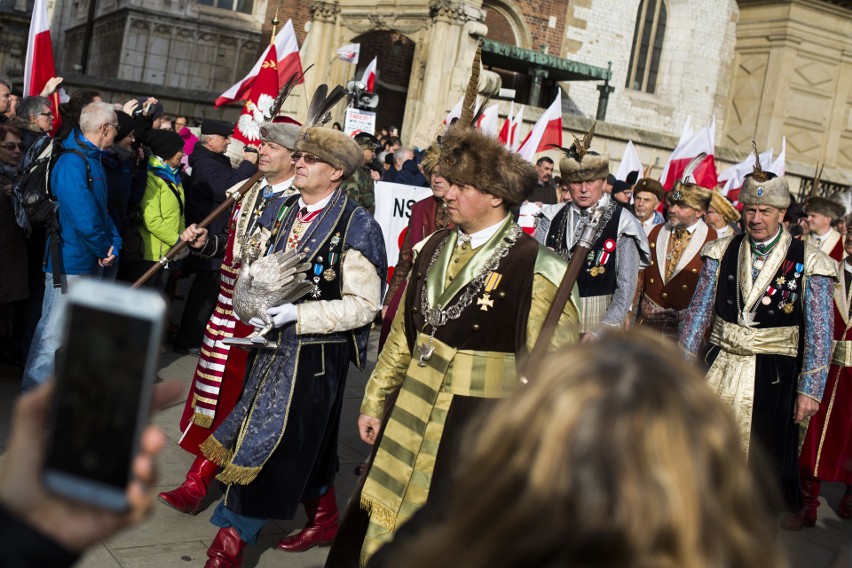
[336,43,360,64]
[24,0,60,131]
[373,182,433,282]
[360,56,377,92]
[719,147,773,198]
[476,104,500,137]
[510,105,525,152]
[344,107,376,136]
[444,95,483,126]
[517,91,562,163]
[215,19,303,107]
[615,140,643,182]
[770,136,786,176]
[659,118,718,190]
[232,43,279,145]
[498,101,514,147]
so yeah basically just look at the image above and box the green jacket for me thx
[340,166,375,214]
[139,157,185,261]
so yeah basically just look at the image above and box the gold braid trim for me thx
[200,436,233,467]
[216,463,263,485]
[359,494,396,532]
[192,412,214,429]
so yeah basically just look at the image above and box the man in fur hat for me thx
[679,162,835,519]
[636,183,716,336]
[535,132,650,339]
[326,127,579,567]
[705,190,741,239]
[803,196,846,263]
[189,116,388,567]
[633,177,665,235]
[159,120,302,519]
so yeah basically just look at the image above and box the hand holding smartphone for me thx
[42,280,166,512]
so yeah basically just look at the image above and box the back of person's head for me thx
[79,102,116,135]
[394,146,412,164]
[386,331,785,568]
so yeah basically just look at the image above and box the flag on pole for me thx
[360,57,377,92]
[476,104,500,137]
[498,101,514,147]
[444,95,482,126]
[232,43,279,145]
[769,136,786,176]
[517,91,562,163]
[615,141,643,182]
[658,122,718,190]
[336,43,360,64]
[24,0,61,131]
[510,105,524,152]
[719,147,773,198]
[215,19,303,107]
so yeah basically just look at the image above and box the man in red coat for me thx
[157,121,301,514]
[790,223,852,529]
[803,196,845,263]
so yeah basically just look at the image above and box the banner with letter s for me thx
[373,181,433,281]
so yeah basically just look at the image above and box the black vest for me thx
[546,203,620,298]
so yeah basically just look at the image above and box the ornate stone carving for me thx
[430,0,482,25]
[129,19,152,32]
[341,13,428,35]
[310,1,340,23]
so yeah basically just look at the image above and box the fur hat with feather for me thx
[739,142,790,209]
[295,84,362,178]
[437,42,536,207]
[552,124,609,182]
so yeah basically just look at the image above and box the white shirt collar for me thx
[459,215,508,249]
[752,227,782,247]
[715,224,732,237]
[814,228,832,241]
[298,191,335,213]
[264,175,295,195]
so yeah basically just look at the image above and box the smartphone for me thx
[42,280,166,511]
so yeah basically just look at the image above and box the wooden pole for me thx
[132,172,263,288]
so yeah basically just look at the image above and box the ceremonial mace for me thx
[132,171,263,288]
[518,201,607,383]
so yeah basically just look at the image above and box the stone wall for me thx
[564,0,738,142]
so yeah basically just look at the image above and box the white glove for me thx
[248,303,297,329]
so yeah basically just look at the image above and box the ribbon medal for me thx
[311,261,323,298]
[478,272,503,311]
[323,252,339,281]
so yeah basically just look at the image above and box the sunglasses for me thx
[0,142,24,150]
[291,152,326,166]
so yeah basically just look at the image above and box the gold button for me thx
[650,242,655,248]
[417,272,423,279]
[472,324,480,331]
[691,268,698,274]
[498,291,506,298]
[649,278,654,284]
[681,285,688,290]
[412,307,419,314]
[453,258,459,263]
[448,276,454,281]
[661,292,668,298]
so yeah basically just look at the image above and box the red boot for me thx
[276,487,339,552]
[158,456,218,514]
[205,527,245,568]
[781,478,821,531]
[839,490,852,518]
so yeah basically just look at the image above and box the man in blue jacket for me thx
[21,101,122,392]
[174,119,257,354]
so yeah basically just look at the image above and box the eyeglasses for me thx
[291,152,326,166]
[38,112,53,118]
[0,142,24,150]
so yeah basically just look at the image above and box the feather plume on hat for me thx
[739,141,790,209]
[437,42,537,206]
[550,123,609,182]
[294,83,362,178]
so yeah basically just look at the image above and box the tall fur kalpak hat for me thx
[294,84,362,178]
[709,191,741,223]
[667,182,712,212]
[438,127,537,207]
[739,142,790,209]
[553,124,609,182]
[804,196,845,221]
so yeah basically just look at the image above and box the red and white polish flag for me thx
[360,56,377,92]
[615,140,643,182]
[498,101,514,147]
[659,117,718,190]
[232,43,280,146]
[510,105,524,152]
[24,0,61,129]
[336,43,360,64]
[215,19,303,107]
[517,90,562,163]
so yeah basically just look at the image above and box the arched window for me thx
[196,0,254,14]
[626,0,667,94]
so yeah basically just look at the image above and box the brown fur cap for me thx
[667,182,712,212]
[804,197,845,221]
[709,191,741,223]
[633,178,664,202]
[260,122,300,150]
[437,127,536,207]
[295,126,362,178]
[419,144,441,177]
[559,152,609,183]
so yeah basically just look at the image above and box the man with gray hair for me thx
[21,101,122,392]
[382,145,414,183]
[0,76,12,121]
[174,119,258,354]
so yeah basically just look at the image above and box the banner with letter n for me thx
[373,182,433,284]
[344,108,377,136]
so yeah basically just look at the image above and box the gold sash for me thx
[706,317,799,455]
[831,340,852,367]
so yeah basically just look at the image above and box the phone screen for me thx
[44,304,154,490]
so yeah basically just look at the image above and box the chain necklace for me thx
[416,223,522,366]
[554,201,616,261]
